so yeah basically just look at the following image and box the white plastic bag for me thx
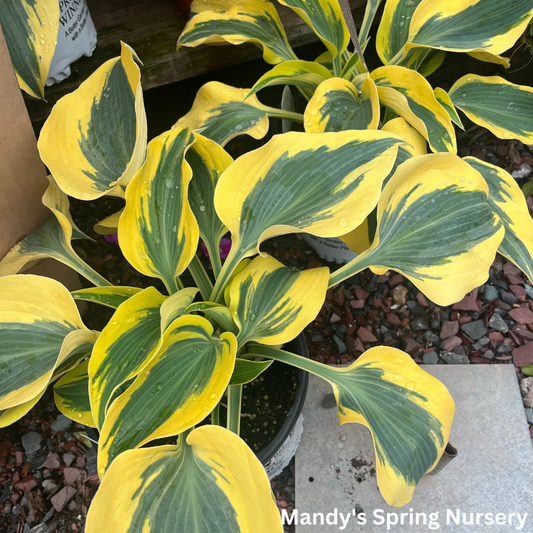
[46,0,97,86]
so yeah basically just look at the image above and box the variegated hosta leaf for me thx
[370,65,456,153]
[214,130,402,261]
[98,316,237,474]
[177,0,296,64]
[338,217,373,255]
[54,360,96,428]
[340,121,424,254]
[449,75,533,144]
[119,128,199,291]
[407,0,533,60]
[389,44,448,75]
[0,0,59,99]
[183,302,238,333]
[464,157,533,283]
[330,154,504,306]
[160,288,199,332]
[173,82,270,147]
[359,0,384,43]
[230,358,273,385]
[434,87,464,129]
[248,60,333,100]
[340,43,369,79]
[71,287,143,309]
[0,176,111,287]
[381,116,427,180]
[0,389,47,429]
[250,344,454,507]
[89,287,167,429]
[186,134,232,261]
[38,43,147,200]
[416,49,446,76]
[315,50,333,71]
[278,0,350,65]
[376,0,423,65]
[304,75,379,133]
[86,426,282,533]
[0,274,96,411]
[94,210,123,235]
[229,255,328,345]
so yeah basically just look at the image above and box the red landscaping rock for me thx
[386,313,401,326]
[357,327,377,343]
[354,338,364,352]
[354,288,369,301]
[14,475,38,492]
[440,320,459,340]
[512,341,533,367]
[388,273,404,287]
[63,467,81,486]
[51,486,77,512]
[416,292,429,307]
[441,336,462,351]
[471,356,491,364]
[332,287,345,307]
[506,274,525,285]
[42,453,61,470]
[349,300,365,309]
[509,307,533,324]
[510,285,526,301]
[489,331,504,342]
[452,295,479,311]
[504,263,521,276]
[401,336,422,354]
[330,313,341,323]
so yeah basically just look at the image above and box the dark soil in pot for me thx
[216,335,309,459]
[217,361,297,454]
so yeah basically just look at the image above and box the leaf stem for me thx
[332,53,343,77]
[67,250,113,287]
[210,246,245,303]
[359,0,384,45]
[163,275,182,296]
[205,240,223,279]
[188,254,213,300]
[247,345,335,381]
[328,248,375,288]
[227,385,243,435]
[262,106,304,123]
[211,403,220,425]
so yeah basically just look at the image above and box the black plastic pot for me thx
[256,334,309,470]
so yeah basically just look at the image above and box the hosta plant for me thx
[0,0,533,531]
[177,0,533,260]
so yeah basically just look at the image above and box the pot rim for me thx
[256,333,309,466]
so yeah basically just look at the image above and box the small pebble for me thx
[423,351,439,365]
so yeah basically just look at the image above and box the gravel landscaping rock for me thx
[21,432,41,456]
[440,350,470,364]
[440,320,459,339]
[513,342,533,367]
[50,415,72,432]
[489,312,509,333]
[520,377,533,408]
[483,285,499,301]
[460,320,488,340]
[424,331,441,346]
[423,351,439,364]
